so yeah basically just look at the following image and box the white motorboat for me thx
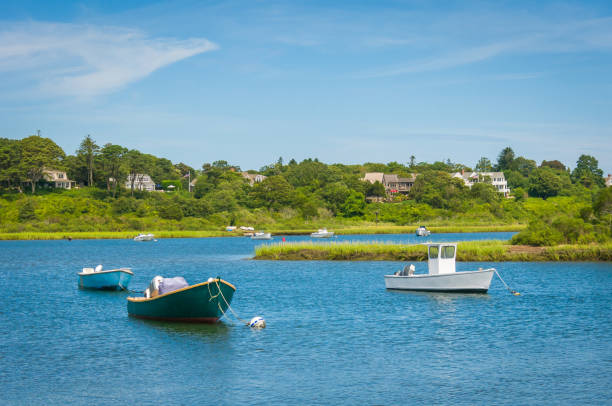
[384,243,495,293]
[310,228,334,238]
[134,233,155,241]
[415,226,431,236]
[251,232,272,240]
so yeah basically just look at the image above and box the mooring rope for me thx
[207,277,250,325]
[118,282,143,294]
[494,269,520,296]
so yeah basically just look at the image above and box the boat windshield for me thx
[428,245,439,258]
[441,245,455,259]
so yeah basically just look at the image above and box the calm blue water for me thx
[0,234,610,405]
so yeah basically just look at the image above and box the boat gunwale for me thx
[126,279,236,303]
[77,268,134,276]
[383,268,495,279]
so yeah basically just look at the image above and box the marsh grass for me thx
[254,240,612,261]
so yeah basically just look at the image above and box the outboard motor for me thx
[144,275,164,298]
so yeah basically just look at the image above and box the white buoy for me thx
[249,316,266,329]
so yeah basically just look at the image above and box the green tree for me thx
[158,202,184,220]
[76,135,99,187]
[18,198,37,221]
[475,157,492,172]
[510,156,536,177]
[571,155,604,187]
[409,171,467,209]
[19,134,65,193]
[541,160,566,171]
[0,138,23,190]
[470,182,499,203]
[319,182,351,214]
[527,167,570,199]
[365,180,386,197]
[251,176,295,210]
[99,144,127,197]
[496,147,515,171]
[341,191,365,217]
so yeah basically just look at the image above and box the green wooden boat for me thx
[127,278,236,323]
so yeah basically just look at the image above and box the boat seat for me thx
[82,267,94,274]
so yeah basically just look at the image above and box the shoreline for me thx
[253,241,612,262]
[0,224,524,240]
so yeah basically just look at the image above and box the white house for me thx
[43,168,75,189]
[241,172,267,186]
[452,171,510,197]
[605,174,612,187]
[125,174,156,191]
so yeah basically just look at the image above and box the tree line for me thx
[0,133,609,246]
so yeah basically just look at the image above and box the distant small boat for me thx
[415,226,431,236]
[78,265,133,290]
[384,243,494,293]
[251,232,272,240]
[134,233,155,241]
[127,276,236,323]
[311,228,334,238]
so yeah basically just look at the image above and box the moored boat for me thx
[251,231,272,240]
[127,276,236,323]
[415,226,431,236]
[78,265,133,290]
[384,243,494,293]
[134,233,155,241]
[310,228,334,238]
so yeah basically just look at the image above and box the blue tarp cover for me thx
[159,276,189,295]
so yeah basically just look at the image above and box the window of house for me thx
[58,173,64,179]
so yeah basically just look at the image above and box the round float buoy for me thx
[249,316,266,329]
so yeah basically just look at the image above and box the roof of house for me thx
[453,171,505,180]
[363,172,384,183]
[383,174,399,183]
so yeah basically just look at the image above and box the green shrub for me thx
[158,203,183,220]
[18,199,37,221]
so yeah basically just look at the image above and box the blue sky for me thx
[1,0,611,173]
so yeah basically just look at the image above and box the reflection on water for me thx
[130,317,231,340]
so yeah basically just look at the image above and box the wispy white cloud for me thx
[0,21,218,97]
[358,41,517,78]
[357,14,612,78]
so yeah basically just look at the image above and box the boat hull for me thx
[311,233,334,238]
[78,269,133,290]
[127,279,236,323]
[384,269,494,293]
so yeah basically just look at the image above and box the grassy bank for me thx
[254,240,612,261]
[269,224,525,235]
[0,230,230,240]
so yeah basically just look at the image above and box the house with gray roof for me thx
[362,172,416,196]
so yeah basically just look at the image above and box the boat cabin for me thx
[426,243,457,275]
